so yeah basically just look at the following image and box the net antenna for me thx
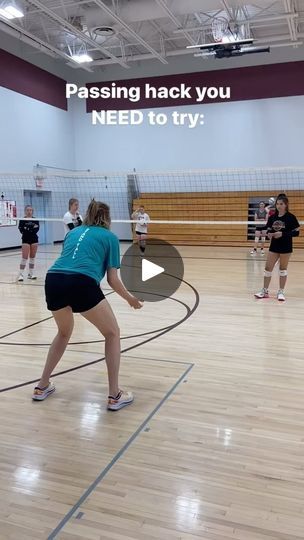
[33,164,47,189]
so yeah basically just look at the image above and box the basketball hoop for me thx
[35,177,44,189]
[33,164,46,189]
[212,16,229,42]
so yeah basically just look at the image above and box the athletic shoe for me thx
[32,382,55,401]
[107,390,134,411]
[277,290,286,302]
[28,274,37,280]
[254,288,269,299]
[250,249,257,255]
[260,250,265,256]
[17,274,24,282]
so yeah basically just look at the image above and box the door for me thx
[23,190,52,245]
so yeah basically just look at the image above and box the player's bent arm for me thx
[107,268,143,309]
[282,227,300,238]
[18,220,25,234]
[66,222,74,231]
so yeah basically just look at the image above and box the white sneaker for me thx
[250,249,257,255]
[260,250,265,256]
[28,274,37,280]
[32,381,55,401]
[17,274,24,282]
[254,288,269,299]
[107,390,134,411]
[277,290,286,302]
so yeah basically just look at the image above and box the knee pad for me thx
[279,269,288,277]
[29,258,35,265]
[264,270,272,278]
[20,258,27,266]
[261,237,266,243]
[255,236,259,243]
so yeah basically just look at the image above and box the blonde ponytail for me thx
[83,199,111,228]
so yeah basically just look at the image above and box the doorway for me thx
[23,190,52,245]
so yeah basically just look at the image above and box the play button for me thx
[142,259,164,282]
[120,239,184,302]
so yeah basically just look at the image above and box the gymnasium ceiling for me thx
[0,0,304,81]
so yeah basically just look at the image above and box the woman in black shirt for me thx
[254,194,300,301]
[18,205,40,282]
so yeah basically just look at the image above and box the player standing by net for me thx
[17,205,39,282]
[32,200,142,410]
[63,198,83,234]
[250,201,267,256]
[254,194,300,301]
[132,205,150,255]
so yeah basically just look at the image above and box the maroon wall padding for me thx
[0,48,67,110]
[86,61,304,112]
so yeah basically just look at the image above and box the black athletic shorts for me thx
[22,234,38,245]
[45,272,105,313]
[136,230,146,236]
[255,226,267,233]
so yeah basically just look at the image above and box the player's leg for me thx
[32,306,74,400]
[28,243,38,279]
[81,299,133,410]
[255,251,280,298]
[139,233,147,254]
[260,229,267,255]
[18,243,30,281]
[251,230,260,255]
[277,253,291,301]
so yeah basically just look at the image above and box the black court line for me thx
[0,292,115,341]
[0,279,199,393]
[0,295,188,346]
[0,316,54,340]
[47,361,194,540]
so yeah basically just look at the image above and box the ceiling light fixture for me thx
[71,53,93,64]
[0,2,24,19]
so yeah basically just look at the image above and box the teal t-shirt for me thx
[48,225,120,284]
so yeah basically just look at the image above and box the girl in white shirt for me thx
[63,198,83,235]
[131,205,150,254]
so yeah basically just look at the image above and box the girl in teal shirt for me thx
[32,200,142,410]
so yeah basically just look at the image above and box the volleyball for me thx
[268,197,276,206]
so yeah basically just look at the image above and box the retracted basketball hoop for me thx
[33,164,46,189]
[212,16,229,42]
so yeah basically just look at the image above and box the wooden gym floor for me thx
[1,244,304,540]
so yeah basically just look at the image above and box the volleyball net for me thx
[0,166,303,247]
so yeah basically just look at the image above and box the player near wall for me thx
[250,201,267,256]
[32,200,142,410]
[131,205,150,255]
[17,205,39,282]
[63,198,83,234]
[254,194,300,302]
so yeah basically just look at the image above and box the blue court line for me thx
[48,361,194,540]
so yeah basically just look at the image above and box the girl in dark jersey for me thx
[32,200,142,411]
[254,194,300,301]
[250,202,267,256]
[17,205,39,282]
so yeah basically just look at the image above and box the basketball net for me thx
[212,16,229,42]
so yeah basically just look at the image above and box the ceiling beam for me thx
[91,38,303,65]
[173,12,299,34]
[91,0,168,64]
[26,0,129,68]
[154,0,196,45]
[0,19,92,71]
